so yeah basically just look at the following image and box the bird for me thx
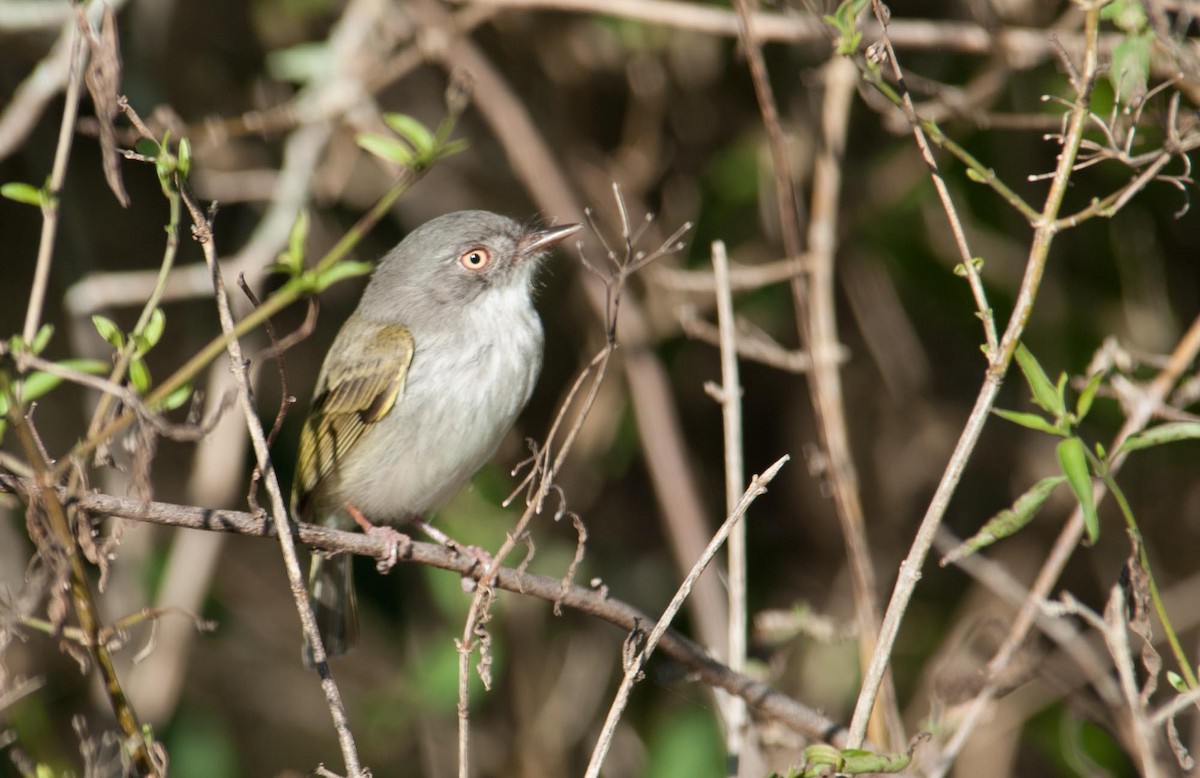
[292,210,581,662]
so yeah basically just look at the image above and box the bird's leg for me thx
[344,503,410,573]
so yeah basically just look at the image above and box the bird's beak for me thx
[518,222,582,256]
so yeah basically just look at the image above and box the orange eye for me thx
[459,247,491,271]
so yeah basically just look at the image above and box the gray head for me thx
[359,210,580,328]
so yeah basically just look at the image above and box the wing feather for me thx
[293,321,414,517]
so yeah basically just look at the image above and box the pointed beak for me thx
[518,222,582,256]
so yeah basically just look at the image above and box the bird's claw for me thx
[366,525,410,573]
[344,502,410,573]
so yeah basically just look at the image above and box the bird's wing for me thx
[293,322,414,517]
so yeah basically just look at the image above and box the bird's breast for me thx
[335,307,544,522]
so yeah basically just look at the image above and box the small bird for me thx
[292,210,581,662]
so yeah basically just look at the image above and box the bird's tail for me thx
[302,552,359,667]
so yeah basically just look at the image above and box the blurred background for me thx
[2,0,1200,775]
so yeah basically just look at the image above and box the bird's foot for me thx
[344,503,410,573]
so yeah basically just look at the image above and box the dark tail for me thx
[302,553,359,667]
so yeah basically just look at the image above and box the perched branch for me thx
[0,475,853,746]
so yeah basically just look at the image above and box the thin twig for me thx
[467,0,1131,58]
[583,456,790,778]
[709,240,750,771]
[733,0,903,742]
[866,0,996,355]
[177,189,364,777]
[20,7,86,347]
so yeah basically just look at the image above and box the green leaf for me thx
[31,324,54,355]
[312,260,373,292]
[1057,436,1098,544]
[20,360,106,404]
[92,315,125,348]
[158,380,193,411]
[282,210,310,274]
[156,150,176,185]
[1167,670,1188,693]
[129,357,151,394]
[1111,30,1151,104]
[177,137,192,179]
[801,744,841,775]
[1014,343,1064,417]
[941,476,1066,565]
[1075,371,1104,421]
[135,138,159,158]
[142,308,166,350]
[22,371,64,403]
[993,408,1065,436]
[356,133,415,166]
[431,138,469,161]
[953,257,985,277]
[58,358,110,375]
[1119,422,1200,454]
[1101,0,1147,31]
[838,747,914,774]
[1,182,45,207]
[383,113,435,156]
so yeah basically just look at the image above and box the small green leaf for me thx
[993,408,1065,436]
[135,138,159,158]
[1075,371,1103,421]
[952,257,985,278]
[356,133,415,166]
[384,113,436,156]
[1119,422,1200,454]
[1,182,45,207]
[59,358,110,375]
[941,476,1066,565]
[92,315,125,348]
[129,357,151,394]
[965,167,986,183]
[22,372,65,403]
[156,150,175,184]
[313,260,373,292]
[19,360,105,403]
[1101,0,1147,31]
[1057,436,1098,544]
[431,138,469,162]
[31,324,54,355]
[284,210,310,273]
[1055,372,1068,414]
[1111,30,1151,104]
[132,333,152,358]
[142,308,166,350]
[1167,671,1188,693]
[158,380,193,411]
[1014,343,1064,417]
[838,747,914,774]
[801,744,841,773]
[177,138,192,179]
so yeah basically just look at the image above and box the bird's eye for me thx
[459,247,492,271]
